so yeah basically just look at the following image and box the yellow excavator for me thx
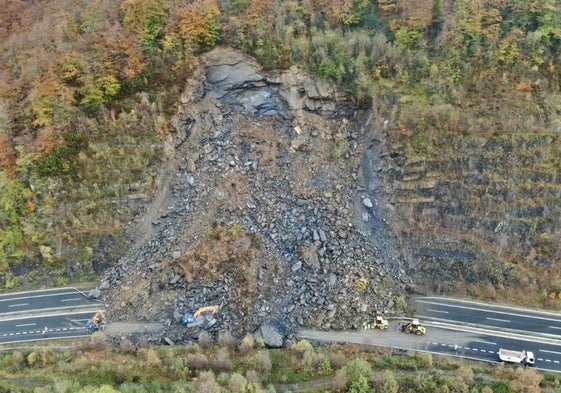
[181,305,219,329]
[85,310,105,333]
[363,315,389,330]
[400,318,426,335]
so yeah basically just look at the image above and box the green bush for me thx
[36,133,87,177]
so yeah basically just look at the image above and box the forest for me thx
[1,0,560,288]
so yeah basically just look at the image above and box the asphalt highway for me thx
[0,287,103,343]
[299,322,561,373]
[299,297,561,373]
[415,297,561,337]
[0,287,101,315]
[0,311,97,344]
[4,287,561,372]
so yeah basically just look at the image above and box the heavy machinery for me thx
[181,305,220,329]
[498,348,535,366]
[400,319,426,335]
[363,315,389,330]
[85,310,105,333]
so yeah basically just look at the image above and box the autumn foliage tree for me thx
[175,0,221,48]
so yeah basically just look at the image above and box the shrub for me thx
[378,370,398,393]
[217,331,236,349]
[329,351,348,370]
[342,358,373,392]
[228,373,248,393]
[416,352,433,368]
[456,365,474,385]
[238,334,254,356]
[291,339,313,354]
[170,356,189,379]
[187,353,209,371]
[332,368,348,392]
[199,330,213,348]
[191,371,221,393]
[143,348,161,367]
[255,350,272,375]
[36,132,87,177]
[210,348,233,372]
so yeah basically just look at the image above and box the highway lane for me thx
[415,297,561,337]
[0,287,102,315]
[420,322,561,370]
[0,311,95,344]
[298,322,561,373]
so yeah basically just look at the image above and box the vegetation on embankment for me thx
[1,0,560,301]
[0,335,555,393]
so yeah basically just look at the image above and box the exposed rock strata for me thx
[99,47,406,344]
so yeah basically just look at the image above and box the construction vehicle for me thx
[181,305,220,329]
[85,310,105,333]
[363,315,389,330]
[400,319,426,335]
[498,348,535,366]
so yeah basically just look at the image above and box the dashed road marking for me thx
[472,339,496,345]
[61,298,82,302]
[427,309,449,314]
[486,317,510,323]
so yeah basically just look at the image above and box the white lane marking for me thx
[0,290,87,302]
[9,303,29,307]
[549,326,561,330]
[427,308,449,314]
[480,349,487,353]
[473,348,478,351]
[538,358,544,361]
[16,323,36,327]
[555,360,560,364]
[416,299,561,323]
[0,310,104,322]
[471,339,496,345]
[60,298,82,302]
[486,317,510,323]
[546,359,552,362]
[488,351,495,354]
[464,347,471,350]
[539,349,561,355]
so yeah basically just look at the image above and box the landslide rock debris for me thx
[99,47,407,345]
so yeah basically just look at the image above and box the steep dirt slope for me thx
[97,48,407,344]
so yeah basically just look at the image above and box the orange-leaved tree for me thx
[175,0,221,49]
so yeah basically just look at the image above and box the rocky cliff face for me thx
[384,127,561,300]
[99,48,408,343]
[97,46,561,344]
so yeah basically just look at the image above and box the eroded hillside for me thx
[98,48,408,343]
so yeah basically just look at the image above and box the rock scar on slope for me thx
[98,47,408,344]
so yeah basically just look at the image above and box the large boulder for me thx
[254,323,284,348]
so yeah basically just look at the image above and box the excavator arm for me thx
[85,310,106,333]
[193,305,219,318]
[92,310,105,327]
